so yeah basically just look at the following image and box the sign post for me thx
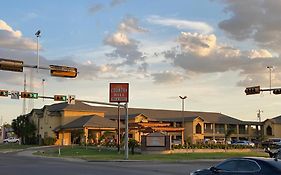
[109,83,129,160]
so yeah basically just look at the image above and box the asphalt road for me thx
[0,151,219,175]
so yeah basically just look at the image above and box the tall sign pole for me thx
[125,102,129,160]
[117,102,121,153]
[109,83,129,160]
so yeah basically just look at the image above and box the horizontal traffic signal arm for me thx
[0,90,9,97]
[20,92,38,99]
[0,58,78,78]
[49,65,77,78]
[245,86,281,95]
[0,58,23,72]
[54,95,67,101]
[273,88,281,95]
[245,86,260,95]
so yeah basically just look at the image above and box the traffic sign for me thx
[68,95,75,104]
[109,83,129,103]
[11,91,20,99]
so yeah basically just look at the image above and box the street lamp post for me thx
[267,66,273,94]
[35,30,41,72]
[179,95,187,145]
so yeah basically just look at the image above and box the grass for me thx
[34,146,269,161]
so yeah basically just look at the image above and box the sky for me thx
[1,0,281,124]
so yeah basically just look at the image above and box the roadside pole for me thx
[125,103,129,160]
[117,102,120,153]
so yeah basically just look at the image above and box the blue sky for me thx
[1,0,281,124]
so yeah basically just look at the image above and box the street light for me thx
[179,95,187,144]
[267,66,273,94]
[35,30,41,72]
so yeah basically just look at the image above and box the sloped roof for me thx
[267,115,281,124]
[61,115,123,129]
[40,102,255,125]
[46,101,96,112]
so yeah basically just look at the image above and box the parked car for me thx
[190,157,281,175]
[268,138,281,146]
[262,138,281,148]
[3,137,20,143]
[232,140,255,147]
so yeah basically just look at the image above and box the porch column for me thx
[84,128,89,144]
[181,130,184,145]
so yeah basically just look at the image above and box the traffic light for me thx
[54,95,67,101]
[0,90,8,97]
[20,92,38,99]
[50,65,77,78]
[0,58,23,72]
[273,88,281,95]
[245,86,260,95]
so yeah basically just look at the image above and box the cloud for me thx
[178,32,217,56]
[163,32,281,87]
[218,0,281,53]
[151,71,185,84]
[110,0,127,7]
[0,19,37,50]
[147,16,213,34]
[89,4,104,14]
[103,16,147,69]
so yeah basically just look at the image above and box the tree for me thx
[224,129,233,145]
[11,115,36,144]
[128,138,139,155]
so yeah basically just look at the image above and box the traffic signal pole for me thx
[245,86,281,95]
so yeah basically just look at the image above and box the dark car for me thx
[190,157,281,175]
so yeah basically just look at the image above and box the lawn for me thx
[34,146,269,161]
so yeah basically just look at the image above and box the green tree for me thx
[128,138,139,155]
[11,115,36,144]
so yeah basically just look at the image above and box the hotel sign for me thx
[109,83,129,103]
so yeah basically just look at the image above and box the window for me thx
[216,160,238,171]
[216,159,260,173]
[196,123,202,134]
[237,160,260,172]
[266,126,273,136]
[215,124,225,134]
[204,123,212,133]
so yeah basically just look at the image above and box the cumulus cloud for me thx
[151,71,185,84]
[147,16,213,34]
[0,19,37,50]
[218,0,281,53]
[178,32,217,56]
[162,32,280,87]
[104,16,147,69]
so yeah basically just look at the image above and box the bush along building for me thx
[20,101,273,146]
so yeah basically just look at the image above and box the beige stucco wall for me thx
[62,111,104,125]
[273,123,281,138]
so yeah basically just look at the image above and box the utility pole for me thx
[267,66,273,94]
[257,109,263,122]
[22,73,27,114]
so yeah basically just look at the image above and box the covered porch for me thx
[55,115,122,145]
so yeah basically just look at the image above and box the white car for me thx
[232,140,255,147]
[3,137,20,143]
